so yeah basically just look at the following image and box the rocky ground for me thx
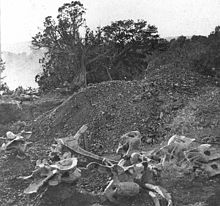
[1,64,220,206]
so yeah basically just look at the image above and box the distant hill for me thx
[2,41,33,54]
[165,36,192,41]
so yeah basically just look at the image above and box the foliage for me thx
[193,26,220,77]
[0,58,6,86]
[32,1,87,92]
[147,26,220,85]
[11,86,39,97]
[98,20,163,81]
[0,82,11,94]
[32,1,164,92]
[0,58,5,73]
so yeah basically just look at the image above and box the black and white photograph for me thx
[0,0,220,205]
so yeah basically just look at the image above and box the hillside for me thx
[0,62,220,205]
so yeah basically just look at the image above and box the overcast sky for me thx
[2,0,220,47]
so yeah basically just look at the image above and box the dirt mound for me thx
[33,64,215,149]
[33,80,183,153]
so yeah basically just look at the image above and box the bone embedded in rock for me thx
[149,191,160,206]
[201,159,220,177]
[103,180,118,203]
[116,131,142,156]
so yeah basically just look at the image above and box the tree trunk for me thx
[105,66,113,81]
[80,51,87,87]
[69,51,87,91]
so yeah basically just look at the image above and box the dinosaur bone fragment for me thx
[185,144,220,163]
[20,157,79,194]
[144,183,172,206]
[1,131,32,157]
[24,170,58,194]
[201,159,220,177]
[116,131,142,157]
[57,125,117,164]
[103,179,140,203]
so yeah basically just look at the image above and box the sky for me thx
[1,0,220,47]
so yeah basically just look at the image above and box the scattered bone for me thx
[20,156,79,194]
[162,135,196,162]
[103,179,140,203]
[20,127,220,205]
[101,162,141,204]
[24,170,58,194]
[185,144,220,163]
[156,135,220,178]
[1,131,32,157]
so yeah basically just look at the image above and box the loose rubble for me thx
[18,125,220,206]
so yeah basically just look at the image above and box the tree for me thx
[32,1,87,91]
[193,26,220,77]
[33,1,111,91]
[99,20,161,80]
[33,1,164,92]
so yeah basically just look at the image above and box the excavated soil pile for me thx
[33,65,216,151]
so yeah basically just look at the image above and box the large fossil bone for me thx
[165,135,195,159]
[56,125,117,164]
[185,144,220,164]
[19,157,79,194]
[87,155,171,206]
[103,179,141,204]
[100,161,141,204]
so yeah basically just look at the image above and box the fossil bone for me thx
[116,131,142,157]
[20,157,79,194]
[201,159,220,177]
[57,125,117,164]
[185,144,220,164]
